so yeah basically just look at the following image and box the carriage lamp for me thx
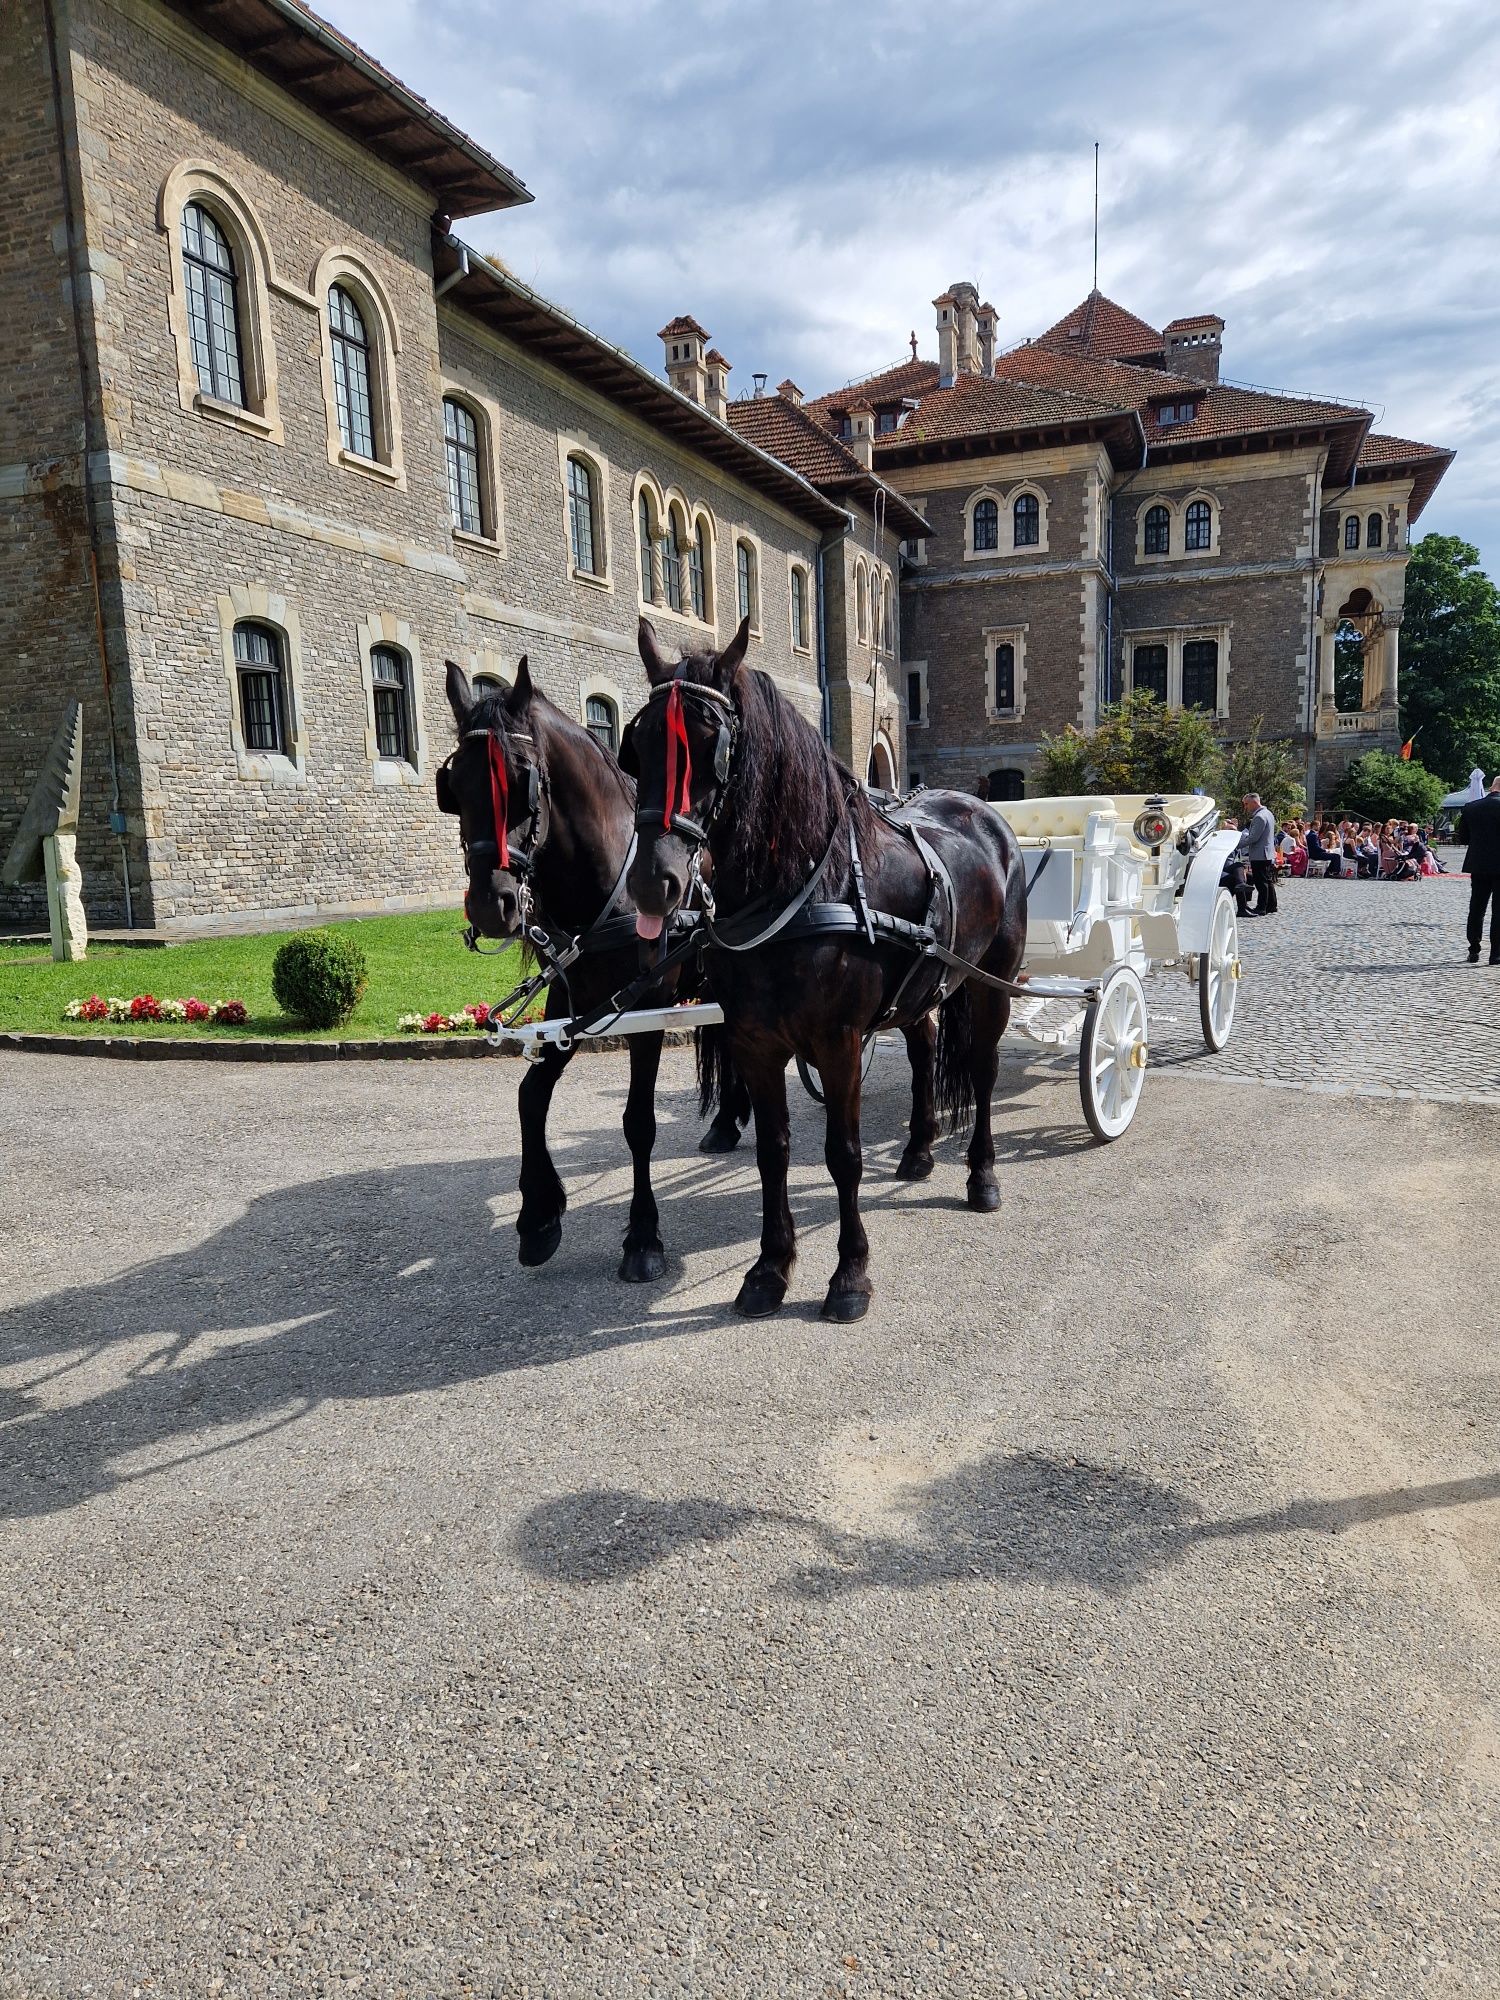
[1133,806,1172,848]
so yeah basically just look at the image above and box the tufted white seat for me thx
[1003,797,1118,842]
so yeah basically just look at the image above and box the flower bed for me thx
[64,994,248,1026]
[397,1003,492,1034]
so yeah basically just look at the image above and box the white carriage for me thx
[1004,792,1243,1139]
[495,790,1243,1147]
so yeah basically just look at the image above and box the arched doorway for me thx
[867,737,896,791]
[1334,588,1384,712]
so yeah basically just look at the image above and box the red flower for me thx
[80,995,109,1021]
[129,994,162,1021]
[422,1012,447,1033]
[183,997,212,1023]
[213,1000,248,1026]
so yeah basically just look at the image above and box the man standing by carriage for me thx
[1236,793,1279,917]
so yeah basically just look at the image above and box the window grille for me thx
[1013,493,1040,547]
[1132,643,1169,701]
[585,695,618,754]
[1181,639,1218,711]
[233,621,287,754]
[329,284,375,458]
[1144,505,1170,555]
[444,399,483,534]
[567,456,598,574]
[972,498,999,552]
[182,203,245,406]
[371,644,412,762]
[1185,499,1213,552]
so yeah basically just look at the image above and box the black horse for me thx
[624,616,1027,1322]
[438,657,747,1281]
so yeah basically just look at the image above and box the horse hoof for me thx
[698,1122,742,1155]
[619,1246,666,1284]
[734,1274,787,1318]
[821,1289,871,1322]
[966,1177,1001,1214]
[517,1221,563,1266]
[894,1149,934,1181]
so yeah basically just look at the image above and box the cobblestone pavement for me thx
[1011,866,1499,1106]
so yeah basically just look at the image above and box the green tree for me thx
[1332,750,1447,825]
[1217,722,1306,825]
[1036,725,1093,795]
[1399,534,1500,785]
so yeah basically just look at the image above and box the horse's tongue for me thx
[635,911,664,941]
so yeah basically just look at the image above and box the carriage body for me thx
[1003,793,1243,1136]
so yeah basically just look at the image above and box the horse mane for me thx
[460,684,635,813]
[676,650,871,901]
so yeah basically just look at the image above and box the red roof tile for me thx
[806,357,941,420]
[659,315,709,340]
[1357,431,1451,466]
[1032,290,1164,361]
[726,395,927,536]
[1163,313,1224,333]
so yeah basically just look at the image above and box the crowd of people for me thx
[1218,793,1443,919]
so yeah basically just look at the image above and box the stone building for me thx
[806,282,1454,800]
[1,0,915,931]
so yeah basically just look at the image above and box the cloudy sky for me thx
[326,0,1500,568]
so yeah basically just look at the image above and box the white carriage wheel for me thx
[1078,964,1148,1143]
[1198,890,1239,1053]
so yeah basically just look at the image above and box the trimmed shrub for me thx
[271,927,367,1029]
[1217,722,1307,826]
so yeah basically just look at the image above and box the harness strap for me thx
[663,682,693,831]
[486,732,510,868]
[702,819,844,955]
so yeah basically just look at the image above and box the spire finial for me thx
[1093,140,1100,293]
[909,329,918,361]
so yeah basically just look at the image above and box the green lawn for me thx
[0,910,527,1039]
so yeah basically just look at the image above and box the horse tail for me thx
[696,1020,733,1118]
[933,984,976,1133]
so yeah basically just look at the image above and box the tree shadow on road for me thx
[514,1455,1500,1599]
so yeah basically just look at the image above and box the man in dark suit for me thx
[1460,774,1500,963]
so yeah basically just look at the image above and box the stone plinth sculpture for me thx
[2,701,89,961]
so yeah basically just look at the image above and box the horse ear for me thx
[445,659,472,729]
[714,615,752,690]
[506,655,534,717]
[638,617,673,686]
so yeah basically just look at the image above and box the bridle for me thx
[436,725,549,950]
[622,675,738,848]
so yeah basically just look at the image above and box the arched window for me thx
[567,455,599,575]
[1182,639,1218,711]
[1185,499,1213,552]
[855,564,869,642]
[1144,504,1170,556]
[181,203,245,406]
[973,497,999,552]
[688,519,707,620]
[1132,643,1168,700]
[993,641,1016,712]
[443,397,483,535]
[661,511,685,612]
[1367,511,1383,549]
[736,540,757,626]
[328,283,374,458]
[370,643,414,762]
[1344,514,1360,551]
[1013,493,1040,548]
[879,575,894,653]
[232,621,288,755]
[790,566,808,649]
[638,492,656,602]
[585,694,619,754]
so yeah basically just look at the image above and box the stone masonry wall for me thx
[41,0,826,930]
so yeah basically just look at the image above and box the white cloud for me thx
[323,0,1500,561]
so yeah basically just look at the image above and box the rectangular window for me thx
[1182,639,1219,711]
[233,622,286,755]
[993,641,1015,711]
[1132,643,1168,700]
[567,457,597,574]
[687,529,705,620]
[791,567,807,647]
[737,542,753,623]
[371,644,412,762]
[906,669,923,724]
[444,399,483,535]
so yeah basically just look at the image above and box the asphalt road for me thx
[3,1042,1499,1998]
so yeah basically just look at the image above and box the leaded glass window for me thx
[444,398,483,534]
[233,622,287,754]
[1144,504,1170,555]
[567,456,598,574]
[371,645,412,762]
[972,497,999,552]
[1367,512,1383,549]
[182,203,245,406]
[1132,643,1168,701]
[1182,639,1218,711]
[1185,499,1213,552]
[1013,493,1040,548]
[329,283,374,458]
[993,641,1016,711]
[585,694,618,754]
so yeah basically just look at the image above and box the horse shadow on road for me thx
[514,1456,1500,1600]
[0,1069,1046,1522]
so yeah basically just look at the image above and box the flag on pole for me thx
[1400,738,1414,761]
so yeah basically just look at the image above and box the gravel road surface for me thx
[2,1032,1499,1998]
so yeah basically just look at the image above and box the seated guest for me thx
[1356,826,1381,878]
[1381,835,1418,881]
[1305,822,1340,876]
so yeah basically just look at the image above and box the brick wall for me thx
[8,0,828,931]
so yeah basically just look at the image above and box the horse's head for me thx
[437,657,546,939]
[623,616,749,939]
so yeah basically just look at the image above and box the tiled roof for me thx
[1358,431,1451,466]
[659,315,709,340]
[865,369,1131,449]
[1164,313,1224,333]
[806,357,941,419]
[726,394,928,536]
[1032,290,1164,361]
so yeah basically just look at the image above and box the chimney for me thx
[1163,314,1224,385]
[975,301,997,378]
[950,280,980,374]
[776,378,803,409]
[704,348,731,421]
[933,291,957,386]
[659,315,710,404]
[847,400,875,470]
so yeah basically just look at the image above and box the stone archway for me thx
[866,736,896,791]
